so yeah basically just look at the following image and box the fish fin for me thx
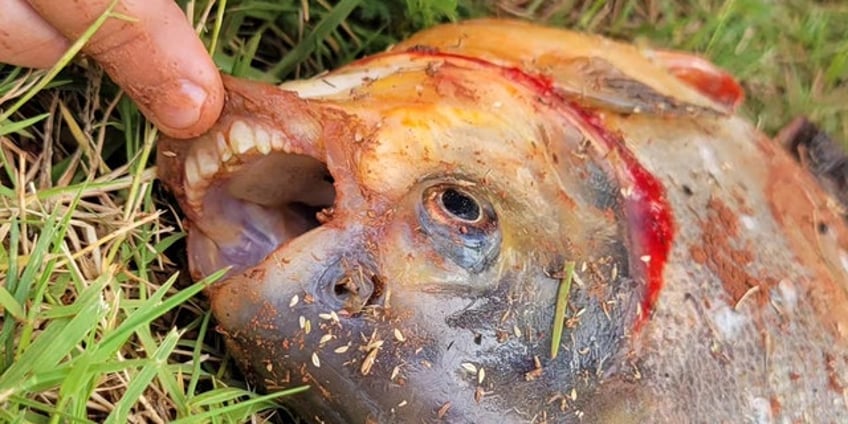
[650,50,745,113]
[776,116,848,219]
[392,19,740,117]
[538,55,729,116]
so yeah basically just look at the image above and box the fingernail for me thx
[151,79,208,130]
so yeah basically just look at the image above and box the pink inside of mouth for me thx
[189,152,336,278]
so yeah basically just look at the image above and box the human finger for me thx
[0,0,69,68]
[26,0,224,138]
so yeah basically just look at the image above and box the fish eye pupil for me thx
[439,189,481,222]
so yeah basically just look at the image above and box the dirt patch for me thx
[825,353,845,393]
[769,396,782,417]
[689,198,773,304]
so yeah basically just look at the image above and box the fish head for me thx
[158,52,640,421]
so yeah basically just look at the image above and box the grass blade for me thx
[92,268,224,363]
[0,114,50,137]
[266,0,362,80]
[550,261,575,360]
[0,286,25,322]
[175,386,310,424]
[0,0,120,122]
[0,276,108,402]
[104,329,183,424]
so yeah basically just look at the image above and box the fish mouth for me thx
[158,77,395,422]
[158,76,338,280]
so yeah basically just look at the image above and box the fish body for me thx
[157,19,848,423]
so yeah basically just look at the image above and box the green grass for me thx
[0,0,846,422]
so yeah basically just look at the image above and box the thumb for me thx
[26,0,224,138]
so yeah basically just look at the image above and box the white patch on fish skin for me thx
[279,62,424,99]
[698,144,722,177]
[772,279,798,312]
[840,249,848,274]
[710,303,748,340]
[740,214,758,231]
[515,166,535,185]
[748,396,774,424]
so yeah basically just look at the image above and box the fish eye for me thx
[418,184,501,273]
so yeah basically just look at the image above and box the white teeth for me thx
[185,154,203,188]
[183,134,222,216]
[253,126,272,155]
[184,119,300,216]
[184,156,205,212]
[226,120,284,157]
[216,132,232,162]
[196,145,220,179]
[271,130,286,151]
[229,120,255,155]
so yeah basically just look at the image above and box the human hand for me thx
[0,0,224,139]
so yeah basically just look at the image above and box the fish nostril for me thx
[332,274,374,315]
[333,277,356,297]
[315,259,381,315]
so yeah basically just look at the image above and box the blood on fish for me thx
[567,106,674,331]
[371,48,675,331]
[653,50,745,111]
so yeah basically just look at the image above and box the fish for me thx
[157,19,848,423]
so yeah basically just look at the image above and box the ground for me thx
[0,0,846,422]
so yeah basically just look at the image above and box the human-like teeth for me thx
[253,126,272,155]
[184,120,290,214]
[226,120,277,157]
[185,161,208,211]
[185,154,204,189]
[185,136,223,212]
[196,145,220,179]
[185,143,221,187]
[216,132,232,162]
[229,120,256,155]
[271,130,286,151]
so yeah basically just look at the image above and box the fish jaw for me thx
[157,75,349,281]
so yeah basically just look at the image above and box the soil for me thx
[689,197,772,305]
